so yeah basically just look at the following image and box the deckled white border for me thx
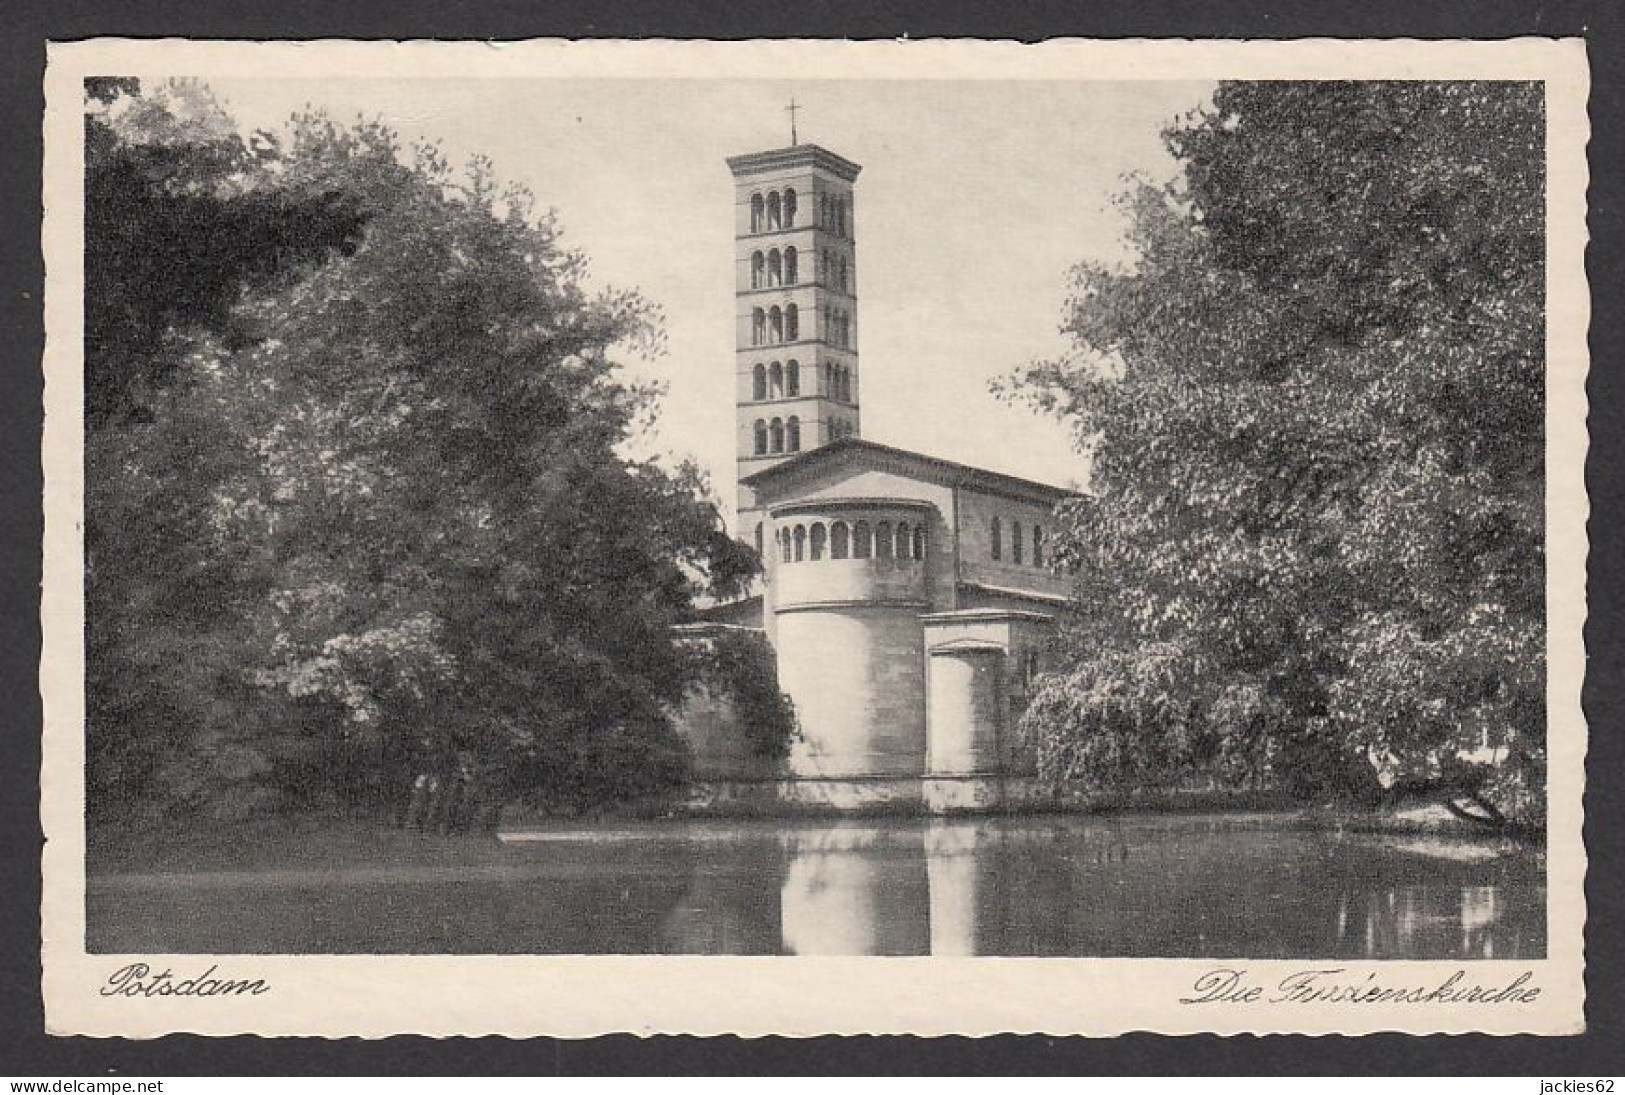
[41,37,1590,1038]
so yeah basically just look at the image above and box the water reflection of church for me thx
[676,137,1079,811]
[652,822,1542,959]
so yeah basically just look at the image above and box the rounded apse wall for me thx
[776,606,927,779]
[767,498,937,780]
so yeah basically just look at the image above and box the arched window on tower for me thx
[769,361,783,399]
[767,249,782,287]
[809,522,825,560]
[752,308,766,346]
[912,525,925,560]
[841,366,851,403]
[786,360,800,397]
[751,251,765,289]
[792,524,805,561]
[839,255,849,292]
[785,303,799,342]
[784,246,798,285]
[831,521,849,559]
[767,191,782,231]
[783,188,797,228]
[990,516,1002,561]
[853,521,872,559]
[780,529,791,563]
[875,521,893,559]
[752,363,767,402]
[1012,521,1024,564]
[769,306,784,344]
[895,522,911,560]
[787,416,801,452]
[1033,525,1043,567]
[770,417,784,454]
[751,193,764,233]
[753,419,767,456]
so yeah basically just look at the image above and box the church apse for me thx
[770,499,934,795]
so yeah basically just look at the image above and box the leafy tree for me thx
[84,78,366,426]
[85,82,757,822]
[689,629,798,762]
[1010,83,1545,825]
[85,79,368,818]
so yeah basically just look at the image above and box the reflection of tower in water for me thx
[777,820,1131,956]
[778,826,930,955]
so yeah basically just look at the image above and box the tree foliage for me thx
[689,629,798,762]
[1010,83,1545,824]
[85,80,758,822]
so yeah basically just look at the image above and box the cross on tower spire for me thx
[786,97,801,146]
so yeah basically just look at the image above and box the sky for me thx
[189,76,1213,520]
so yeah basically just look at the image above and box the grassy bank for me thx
[87,796,1538,877]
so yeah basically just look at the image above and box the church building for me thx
[678,137,1079,812]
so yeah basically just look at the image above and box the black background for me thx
[3,0,1621,1076]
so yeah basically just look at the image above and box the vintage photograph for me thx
[41,38,1590,1037]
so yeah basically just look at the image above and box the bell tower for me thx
[727,137,862,554]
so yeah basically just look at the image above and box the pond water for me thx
[89,814,1545,958]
